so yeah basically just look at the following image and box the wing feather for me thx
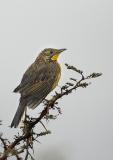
[14,60,60,109]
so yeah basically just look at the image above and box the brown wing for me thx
[14,61,56,108]
[14,61,47,93]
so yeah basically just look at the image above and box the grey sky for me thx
[0,0,113,160]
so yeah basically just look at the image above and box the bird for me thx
[11,48,66,128]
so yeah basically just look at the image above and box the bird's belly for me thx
[52,71,61,90]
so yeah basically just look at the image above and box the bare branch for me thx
[0,64,102,160]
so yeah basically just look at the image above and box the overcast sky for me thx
[0,0,113,160]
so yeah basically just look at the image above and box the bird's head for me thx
[40,48,67,61]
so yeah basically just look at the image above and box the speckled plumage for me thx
[11,48,66,128]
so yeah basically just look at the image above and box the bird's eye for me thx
[50,50,53,54]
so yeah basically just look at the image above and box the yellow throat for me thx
[51,54,59,61]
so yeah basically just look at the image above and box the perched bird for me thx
[11,48,66,128]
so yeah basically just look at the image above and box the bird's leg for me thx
[24,107,28,122]
[21,107,29,130]
[44,106,50,121]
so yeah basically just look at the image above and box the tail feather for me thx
[27,99,43,109]
[11,100,26,128]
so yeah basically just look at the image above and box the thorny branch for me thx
[0,64,102,160]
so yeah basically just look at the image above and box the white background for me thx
[0,0,112,160]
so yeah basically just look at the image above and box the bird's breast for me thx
[51,62,61,90]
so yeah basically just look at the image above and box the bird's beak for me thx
[51,48,67,61]
[58,48,67,54]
